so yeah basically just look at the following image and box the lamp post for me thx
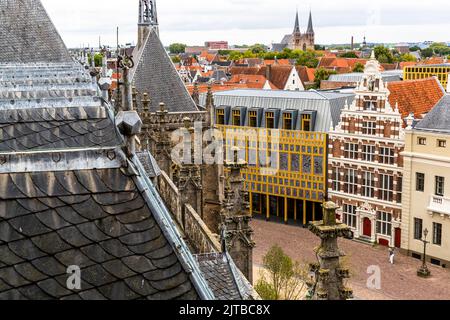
[417,228,431,278]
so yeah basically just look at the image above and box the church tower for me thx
[287,9,315,51]
[305,10,315,49]
[291,10,302,49]
[138,0,158,49]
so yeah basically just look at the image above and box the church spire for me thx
[293,9,301,34]
[307,10,314,34]
[139,0,158,26]
[137,0,159,49]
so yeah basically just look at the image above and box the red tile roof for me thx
[263,59,291,66]
[388,78,445,120]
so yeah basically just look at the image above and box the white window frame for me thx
[380,174,394,202]
[362,145,375,162]
[344,143,359,160]
[362,121,377,135]
[345,169,358,195]
[379,147,395,165]
[343,204,357,229]
[377,211,392,236]
[362,171,375,198]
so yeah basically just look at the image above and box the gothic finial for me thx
[142,93,151,111]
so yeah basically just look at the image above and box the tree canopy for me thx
[353,62,365,73]
[169,43,187,54]
[339,51,358,58]
[374,46,395,64]
[254,245,308,300]
[314,67,337,88]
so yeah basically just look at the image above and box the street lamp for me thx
[417,228,431,278]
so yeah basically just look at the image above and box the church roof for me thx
[0,0,255,301]
[131,29,198,113]
[0,0,72,63]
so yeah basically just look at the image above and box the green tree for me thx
[88,53,103,67]
[296,50,319,68]
[421,48,434,58]
[353,62,365,73]
[169,43,187,54]
[400,53,417,62]
[171,56,181,63]
[429,42,450,56]
[409,46,421,52]
[339,51,358,58]
[255,245,308,300]
[314,67,337,88]
[374,46,394,63]
[250,44,267,54]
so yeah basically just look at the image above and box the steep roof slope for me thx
[131,29,198,112]
[0,0,71,63]
[415,95,450,134]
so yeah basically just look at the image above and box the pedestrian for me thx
[389,247,395,265]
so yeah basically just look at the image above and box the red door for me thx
[395,228,401,248]
[363,218,372,237]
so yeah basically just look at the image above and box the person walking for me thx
[389,247,395,265]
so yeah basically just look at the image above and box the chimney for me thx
[351,36,354,51]
[265,64,272,83]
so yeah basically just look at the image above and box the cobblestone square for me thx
[252,219,450,300]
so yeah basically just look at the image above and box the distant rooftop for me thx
[327,71,402,83]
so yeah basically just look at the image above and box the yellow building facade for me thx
[403,64,450,89]
[219,124,327,224]
[208,89,355,225]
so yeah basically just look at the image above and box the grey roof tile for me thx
[0,0,71,63]
[415,95,450,134]
[131,29,198,113]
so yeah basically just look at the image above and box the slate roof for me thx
[415,95,450,134]
[196,253,255,301]
[0,60,216,300]
[0,0,256,301]
[131,29,198,113]
[0,0,72,63]
[137,151,161,178]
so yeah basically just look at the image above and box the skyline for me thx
[41,0,450,48]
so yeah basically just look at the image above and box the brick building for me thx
[328,53,445,248]
[328,54,406,247]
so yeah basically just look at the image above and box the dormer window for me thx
[249,111,258,127]
[232,110,241,126]
[302,114,311,132]
[265,112,275,129]
[216,109,225,125]
[283,113,292,130]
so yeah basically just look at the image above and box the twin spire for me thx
[293,9,314,35]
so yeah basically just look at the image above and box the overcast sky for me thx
[41,0,450,48]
